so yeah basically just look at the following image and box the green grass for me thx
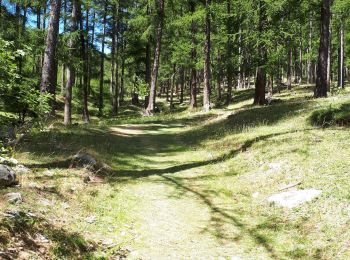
[2,85,350,258]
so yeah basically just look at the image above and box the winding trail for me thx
[109,123,246,259]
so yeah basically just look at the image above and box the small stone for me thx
[252,192,260,198]
[5,192,22,204]
[268,189,322,209]
[85,215,96,224]
[36,234,49,243]
[44,170,54,177]
[71,153,97,170]
[41,199,52,207]
[28,182,39,189]
[13,165,30,174]
[62,202,70,209]
[7,158,18,166]
[83,175,92,183]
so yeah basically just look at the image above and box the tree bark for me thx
[180,67,184,104]
[99,1,107,116]
[287,44,292,90]
[254,0,266,105]
[307,15,313,84]
[64,0,78,125]
[226,0,234,105]
[315,0,331,98]
[146,0,165,113]
[338,21,344,88]
[77,2,89,122]
[40,0,62,114]
[189,1,197,108]
[203,0,211,112]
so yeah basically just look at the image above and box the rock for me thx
[71,153,97,170]
[252,192,260,198]
[0,165,17,187]
[44,170,54,177]
[13,165,30,174]
[7,158,18,166]
[62,202,70,209]
[5,193,22,204]
[0,156,6,164]
[268,189,322,209]
[83,175,92,183]
[85,215,96,224]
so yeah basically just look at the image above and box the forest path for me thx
[109,122,245,259]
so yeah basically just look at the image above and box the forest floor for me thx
[2,85,350,259]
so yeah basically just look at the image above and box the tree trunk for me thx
[338,21,344,88]
[77,2,89,122]
[307,15,313,84]
[180,67,184,104]
[315,0,331,98]
[203,0,211,112]
[110,6,116,111]
[112,5,120,116]
[287,44,292,89]
[99,1,107,116]
[146,0,165,113]
[226,0,234,105]
[121,38,126,102]
[254,0,266,105]
[61,0,67,95]
[189,1,197,108]
[40,0,62,114]
[64,0,78,125]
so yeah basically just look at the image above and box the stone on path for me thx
[71,153,97,170]
[0,165,17,187]
[268,189,322,209]
[5,193,22,204]
[13,165,30,174]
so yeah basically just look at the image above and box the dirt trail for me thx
[113,124,245,259]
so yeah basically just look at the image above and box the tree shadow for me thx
[0,211,97,259]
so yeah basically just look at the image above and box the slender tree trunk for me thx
[170,65,176,108]
[203,0,211,112]
[315,0,331,98]
[287,44,293,89]
[77,2,89,122]
[299,36,303,84]
[121,38,126,102]
[226,0,234,105]
[189,1,197,108]
[112,5,120,116]
[307,15,313,84]
[110,7,116,110]
[237,18,242,89]
[40,0,62,115]
[180,67,184,103]
[327,24,331,91]
[61,0,67,95]
[254,0,266,105]
[146,41,151,85]
[338,21,344,88]
[217,50,222,101]
[99,2,107,116]
[146,0,165,113]
[64,0,78,125]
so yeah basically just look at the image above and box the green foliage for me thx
[0,38,51,122]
